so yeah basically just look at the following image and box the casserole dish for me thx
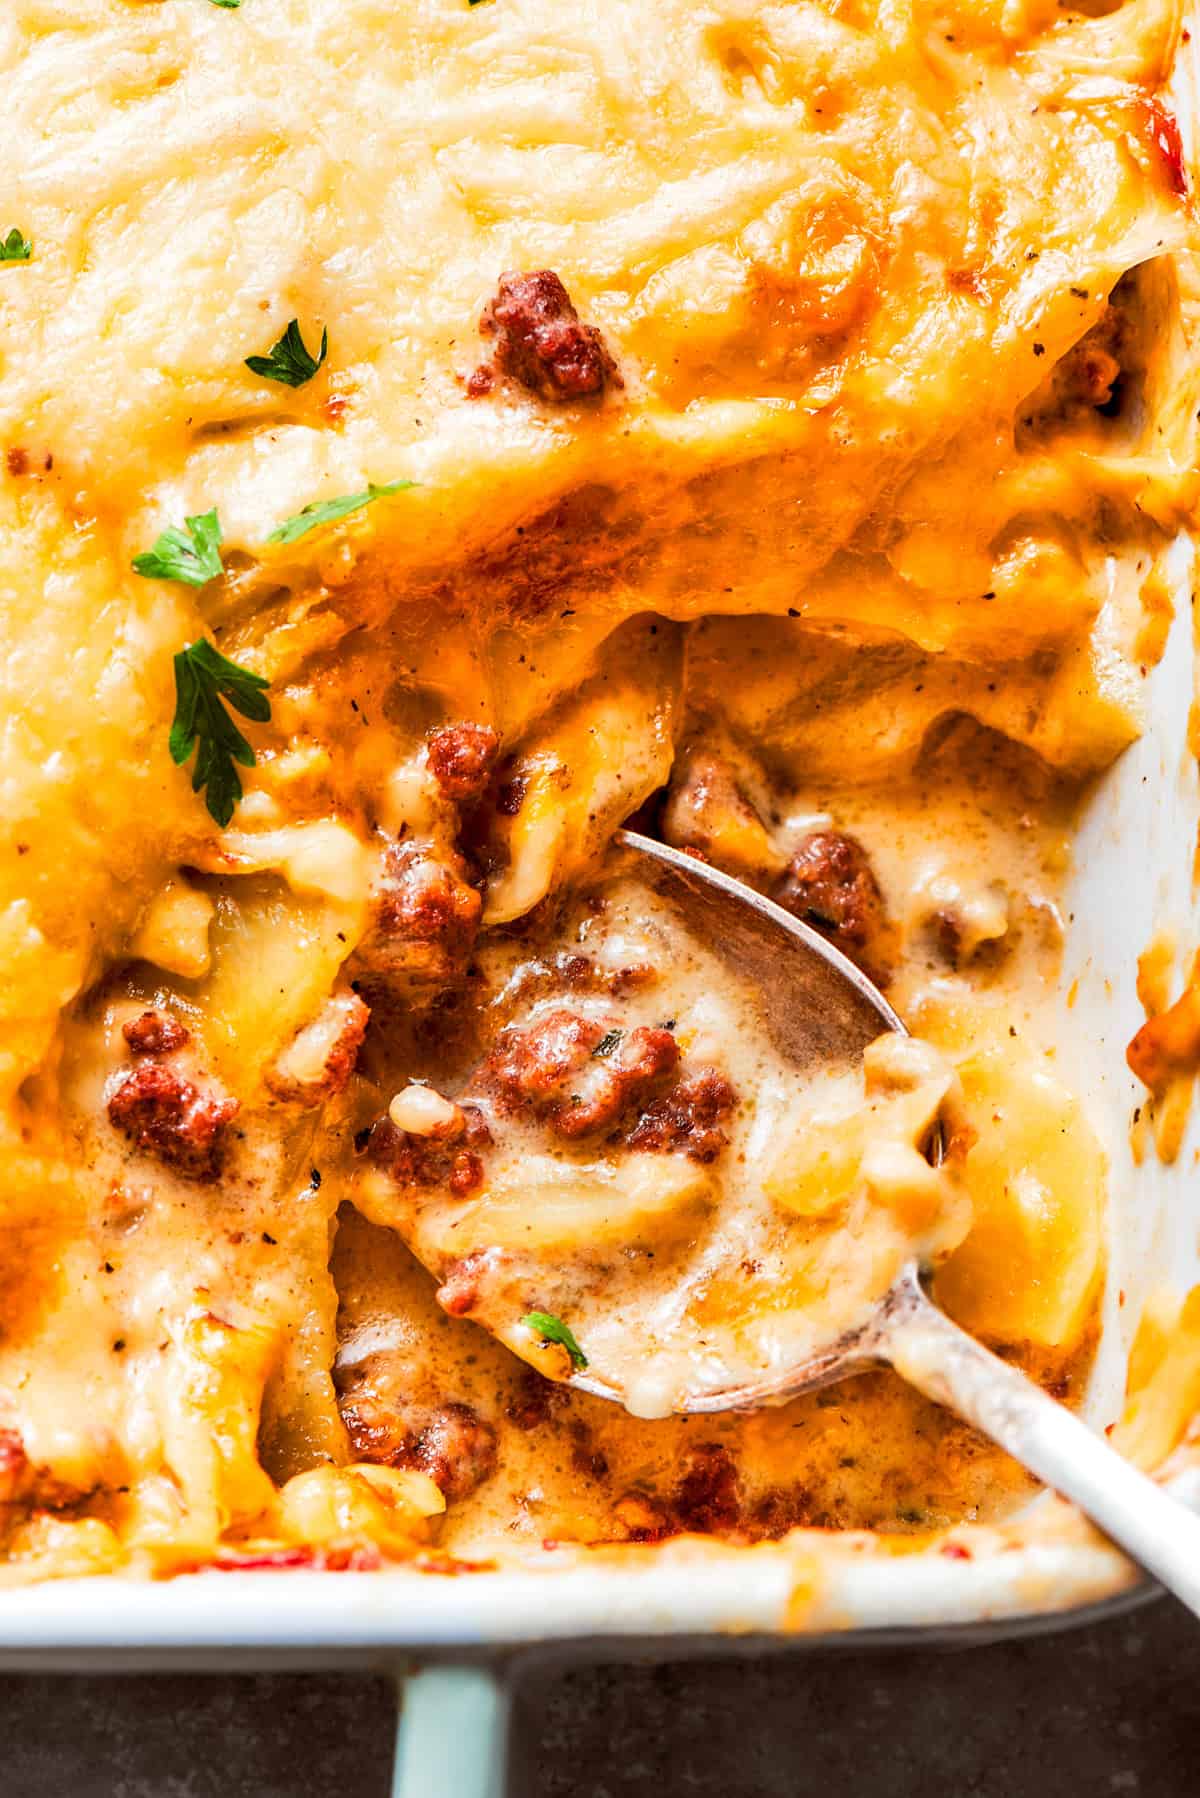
[2,6,1200,1796]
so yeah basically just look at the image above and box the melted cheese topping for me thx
[0,0,1194,1577]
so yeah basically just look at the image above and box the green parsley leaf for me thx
[169,639,271,828]
[209,1,241,8]
[245,319,328,388]
[132,509,225,588]
[267,479,417,546]
[521,1311,588,1371]
[0,228,32,264]
[592,1029,624,1059]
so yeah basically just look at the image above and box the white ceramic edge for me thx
[6,1453,1200,1659]
[0,1529,1157,1657]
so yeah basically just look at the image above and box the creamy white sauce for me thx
[386,877,967,1417]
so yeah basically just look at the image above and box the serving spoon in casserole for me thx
[548,830,1200,1617]
[366,826,1200,1613]
[367,822,1200,1618]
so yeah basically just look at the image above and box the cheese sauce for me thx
[359,875,968,1420]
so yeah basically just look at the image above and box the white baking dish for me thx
[1,6,1195,1788]
[0,545,1191,1797]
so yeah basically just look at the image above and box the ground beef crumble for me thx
[473,270,621,402]
[107,1062,238,1182]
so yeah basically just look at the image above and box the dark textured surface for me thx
[521,1597,1200,1796]
[0,1597,1195,1795]
[0,1671,397,1798]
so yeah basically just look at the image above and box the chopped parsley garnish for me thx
[209,1,241,8]
[0,228,32,264]
[268,479,417,546]
[592,1029,624,1058]
[132,509,224,588]
[522,1311,588,1371]
[169,639,271,828]
[245,319,328,388]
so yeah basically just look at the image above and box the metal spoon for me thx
[566,828,1200,1615]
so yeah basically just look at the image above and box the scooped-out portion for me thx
[328,714,1112,1558]
[356,869,972,1419]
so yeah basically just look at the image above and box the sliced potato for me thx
[761,1075,866,1221]
[484,617,681,924]
[274,1464,443,1555]
[935,1047,1105,1349]
[192,875,361,1093]
[418,1152,715,1258]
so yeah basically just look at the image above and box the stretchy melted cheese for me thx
[0,0,1194,1578]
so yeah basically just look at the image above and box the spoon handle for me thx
[880,1273,1200,1617]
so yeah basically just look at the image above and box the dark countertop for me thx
[0,1595,1195,1796]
